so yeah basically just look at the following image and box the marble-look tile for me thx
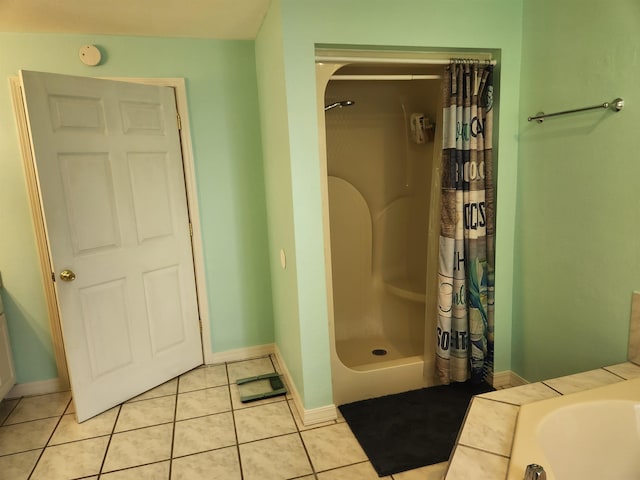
[479,382,560,406]
[115,395,175,432]
[30,435,109,480]
[102,423,173,472]
[543,368,622,395]
[392,462,448,480]
[100,461,170,479]
[0,398,18,425]
[172,446,241,480]
[317,461,389,479]
[456,398,518,456]
[50,408,118,445]
[288,399,337,431]
[393,462,448,480]
[239,433,312,480]
[128,379,178,403]
[629,291,640,364]
[5,391,71,424]
[0,417,58,455]
[172,411,236,457]
[234,400,297,443]
[176,385,231,421]
[178,364,228,392]
[300,422,368,472]
[444,445,508,480]
[604,362,640,379]
[0,449,41,480]
[227,357,275,384]
[229,382,286,410]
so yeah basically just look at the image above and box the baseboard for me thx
[6,377,68,399]
[207,343,275,365]
[273,345,337,426]
[492,370,528,388]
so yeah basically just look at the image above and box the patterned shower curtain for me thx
[436,62,495,385]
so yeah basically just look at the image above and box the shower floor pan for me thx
[336,336,422,370]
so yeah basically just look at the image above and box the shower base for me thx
[336,335,422,370]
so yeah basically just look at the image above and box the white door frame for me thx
[9,76,213,392]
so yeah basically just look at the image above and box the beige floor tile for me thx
[30,435,109,480]
[176,385,231,421]
[50,407,118,445]
[64,400,75,415]
[239,433,312,480]
[0,417,58,456]
[171,446,241,480]
[317,461,389,479]
[0,398,18,425]
[128,379,178,403]
[178,364,228,392]
[102,423,173,472]
[5,391,71,424]
[0,449,41,480]
[227,357,275,383]
[234,400,297,443]
[100,460,170,479]
[392,462,448,480]
[301,423,367,472]
[115,395,175,432]
[172,412,236,457]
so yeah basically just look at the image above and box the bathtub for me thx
[507,377,640,480]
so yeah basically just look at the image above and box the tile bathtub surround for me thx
[0,354,439,480]
[444,362,640,480]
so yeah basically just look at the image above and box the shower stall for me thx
[317,59,444,405]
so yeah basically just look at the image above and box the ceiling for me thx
[0,0,272,39]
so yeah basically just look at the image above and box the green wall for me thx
[257,0,524,409]
[254,1,306,402]
[0,33,274,383]
[513,0,640,381]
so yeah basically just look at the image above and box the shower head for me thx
[324,100,355,111]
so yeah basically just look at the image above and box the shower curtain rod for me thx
[330,74,442,81]
[316,55,496,66]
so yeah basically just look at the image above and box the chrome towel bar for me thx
[528,97,624,123]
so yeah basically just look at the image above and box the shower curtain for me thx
[436,62,495,385]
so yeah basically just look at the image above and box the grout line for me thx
[26,396,72,480]
[96,403,123,479]
[285,398,318,478]
[0,396,22,426]
[226,361,245,480]
[168,376,180,480]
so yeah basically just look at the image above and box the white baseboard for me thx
[492,370,528,388]
[7,377,68,399]
[273,345,337,426]
[207,343,275,365]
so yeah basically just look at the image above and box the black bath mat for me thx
[339,381,494,477]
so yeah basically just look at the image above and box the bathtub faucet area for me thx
[524,464,546,480]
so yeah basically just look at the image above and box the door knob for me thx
[59,269,76,282]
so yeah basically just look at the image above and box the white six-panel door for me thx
[20,70,203,421]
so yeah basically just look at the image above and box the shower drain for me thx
[371,349,388,356]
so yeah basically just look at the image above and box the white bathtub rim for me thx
[507,376,640,480]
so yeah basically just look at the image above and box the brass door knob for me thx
[59,269,76,282]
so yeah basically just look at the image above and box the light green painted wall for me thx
[0,33,273,383]
[513,0,640,381]
[254,0,306,401]
[256,0,524,408]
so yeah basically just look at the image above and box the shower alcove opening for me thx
[317,53,488,406]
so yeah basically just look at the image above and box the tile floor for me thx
[0,355,447,480]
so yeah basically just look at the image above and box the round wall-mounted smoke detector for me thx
[79,45,102,66]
